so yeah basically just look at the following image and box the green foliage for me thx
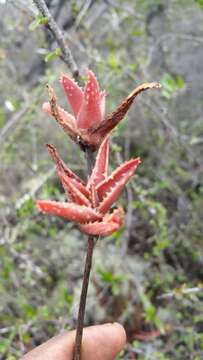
[161,73,185,99]
[29,14,48,31]
[97,268,126,296]
[17,197,35,218]
[195,0,203,9]
[139,291,163,330]
[45,48,62,63]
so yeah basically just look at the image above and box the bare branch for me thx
[0,106,28,145]
[157,286,203,300]
[33,0,81,81]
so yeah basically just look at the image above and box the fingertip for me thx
[112,322,127,347]
[81,323,126,360]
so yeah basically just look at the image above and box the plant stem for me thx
[31,2,95,358]
[33,0,80,81]
[73,235,95,360]
[73,148,97,360]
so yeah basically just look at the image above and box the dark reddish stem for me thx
[73,235,95,360]
[73,148,97,360]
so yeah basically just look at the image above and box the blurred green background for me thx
[0,0,203,359]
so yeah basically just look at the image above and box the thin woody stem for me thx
[73,235,95,360]
[73,148,97,360]
[31,2,97,358]
[33,0,81,81]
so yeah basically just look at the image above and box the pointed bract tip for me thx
[59,74,79,86]
[152,82,162,89]
[85,68,99,86]
[59,74,70,83]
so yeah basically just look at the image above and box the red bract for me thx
[36,135,140,237]
[43,69,161,150]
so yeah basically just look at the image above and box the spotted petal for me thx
[43,102,76,129]
[87,134,109,189]
[37,200,102,223]
[42,85,80,143]
[60,75,83,117]
[77,69,103,129]
[97,158,141,213]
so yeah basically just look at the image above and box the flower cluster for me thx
[37,70,160,236]
[43,69,160,150]
[37,135,140,236]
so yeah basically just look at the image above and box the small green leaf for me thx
[45,48,62,63]
[160,73,185,99]
[29,15,48,31]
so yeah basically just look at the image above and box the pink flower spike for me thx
[43,74,160,150]
[60,75,83,117]
[77,69,103,129]
[37,134,140,237]
[37,200,102,223]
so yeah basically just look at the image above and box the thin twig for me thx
[33,0,81,81]
[73,236,95,360]
[73,148,97,360]
[0,106,28,145]
[157,286,203,300]
[73,147,97,360]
